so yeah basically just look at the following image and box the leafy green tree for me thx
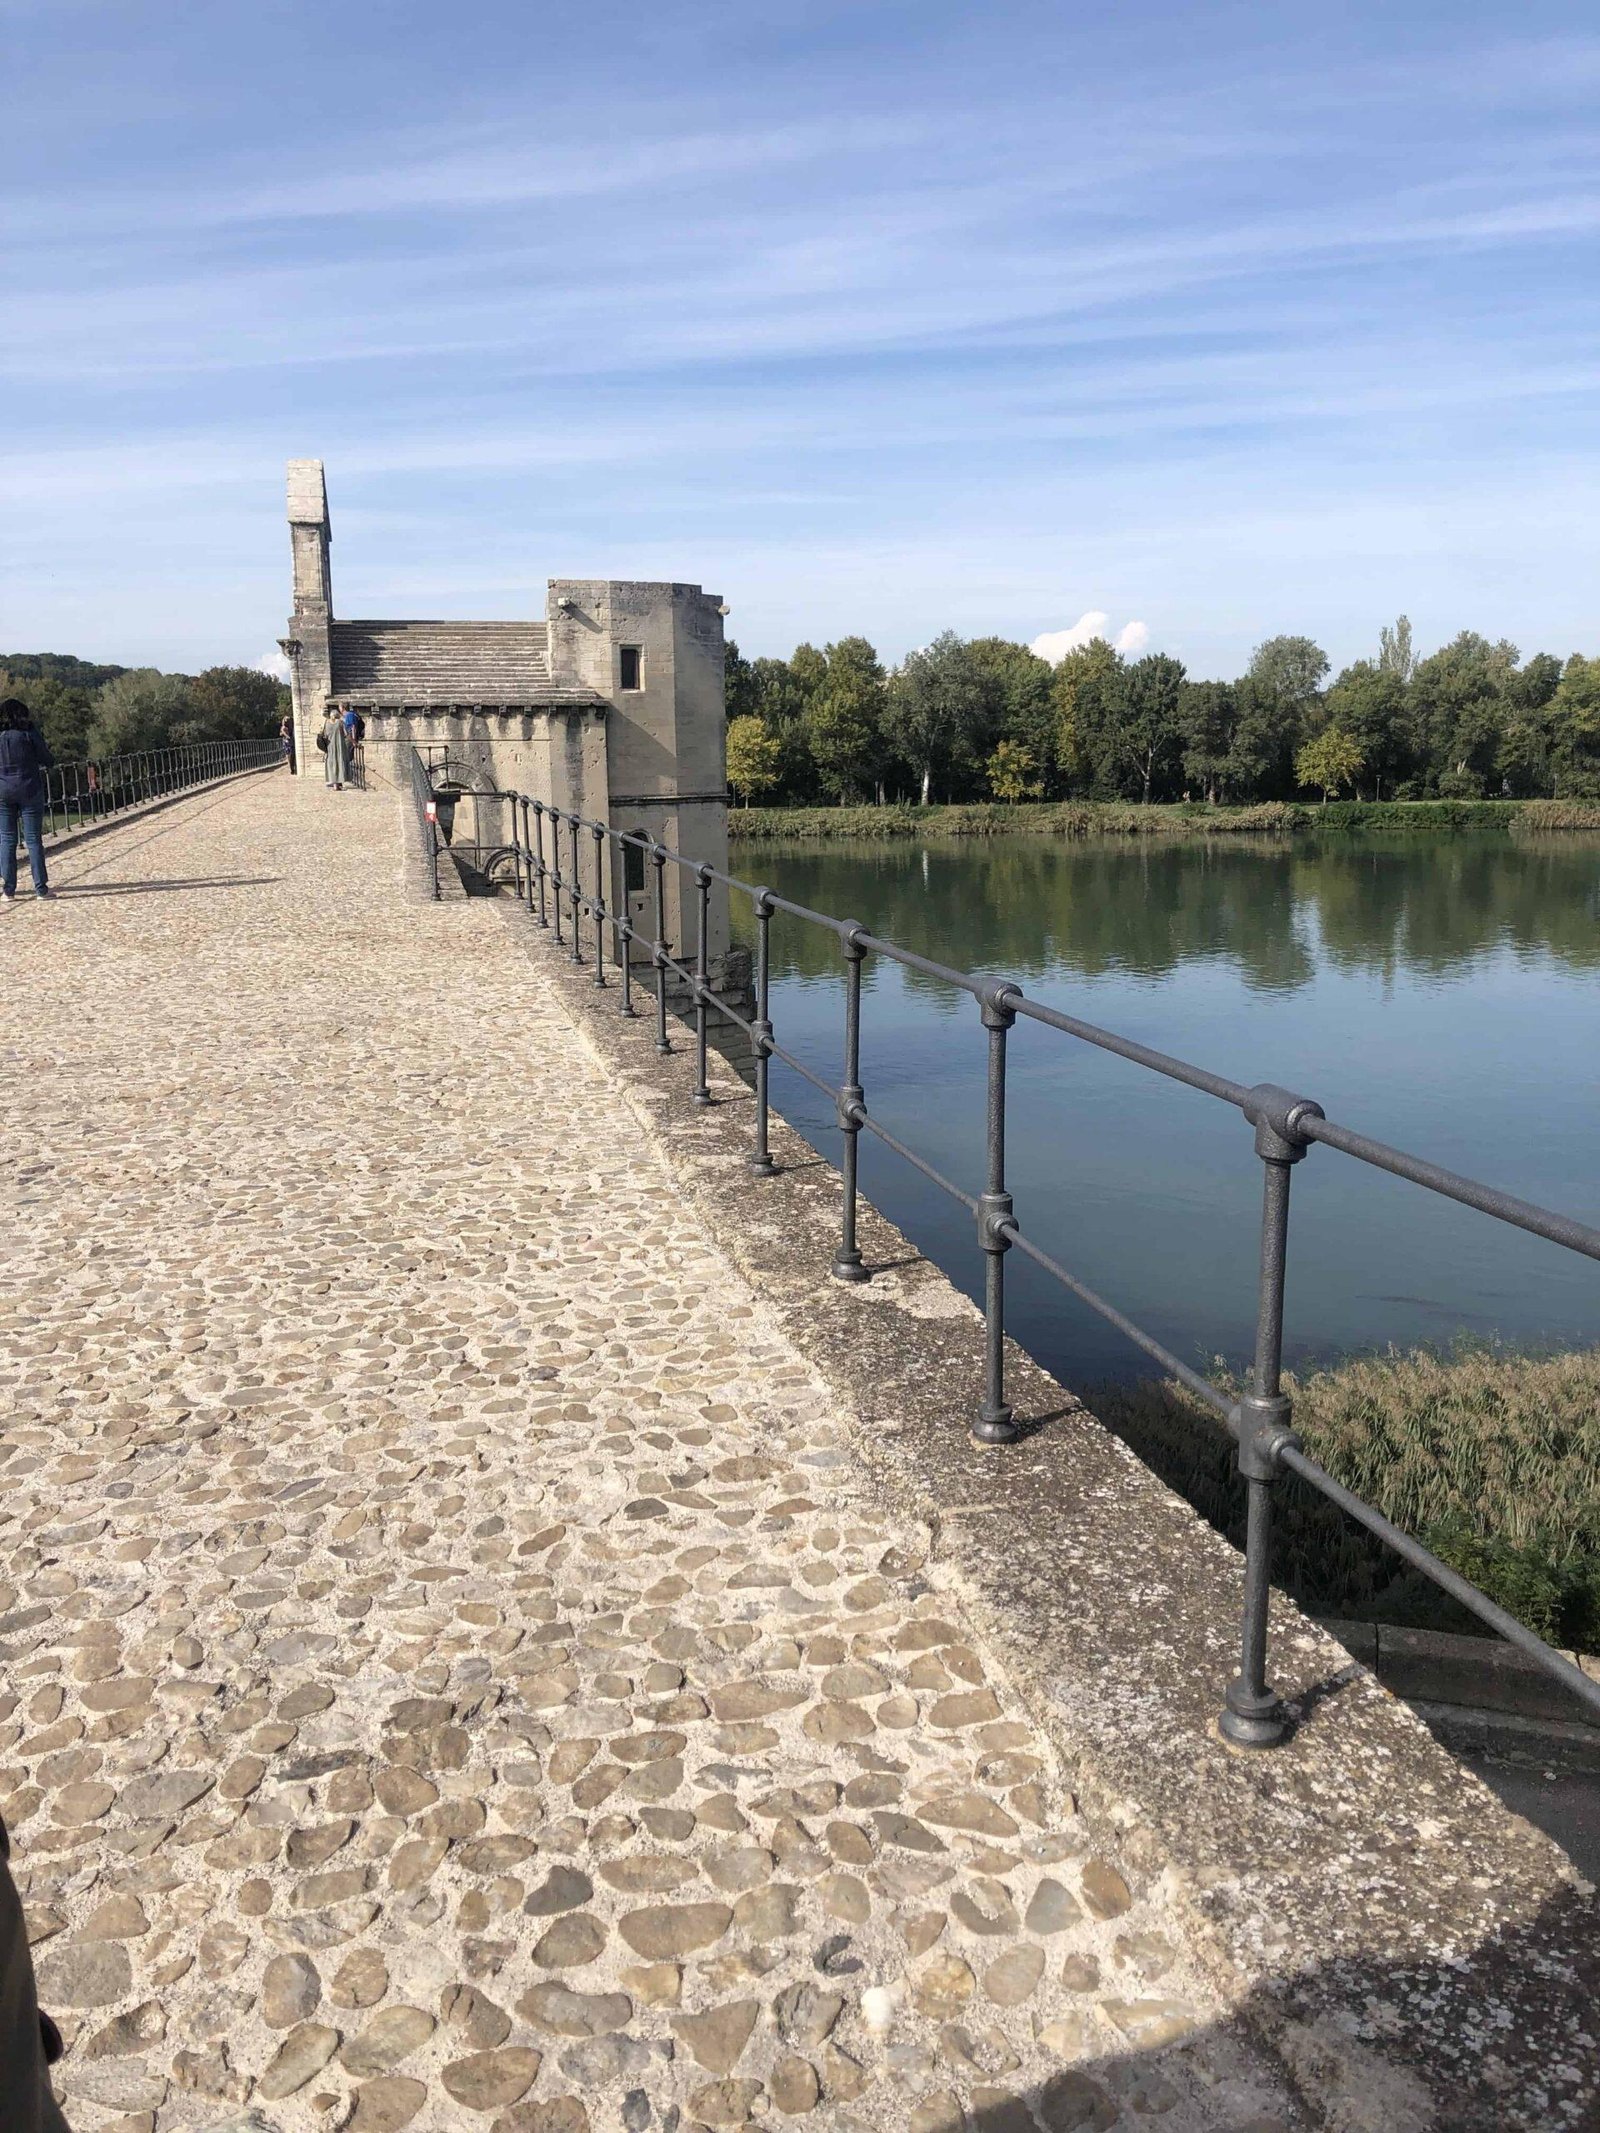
[1408,632,1516,795]
[744,656,816,803]
[1232,635,1329,797]
[883,632,991,805]
[985,739,1044,802]
[967,638,1056,792]
[1296,726,1365,802]
[1049,638,1122,792]
[184,666,286,741]
[1078,653,1185,802]
[1323,661,1409,799]
[1176,681,1237,803]
[1548,655,1600,798]
[1510,651,1562,711]
[788,642,828,704]
[725,715,782,805]
[89,669,195,757]
[1378,614,1417,683]
[1120,654,1187,803]
[0,670,95,760]
[1494,656,1561,796]
[1249,634,1330,718]
[809,637,885,803]
[1226,674,1300,799]
[0,652,129,692]
[724,640,760,723]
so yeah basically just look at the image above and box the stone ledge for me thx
[502,904,1600,2133]
[1318,1615,1600,1731]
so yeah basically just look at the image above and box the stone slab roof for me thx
[329,619,604,707]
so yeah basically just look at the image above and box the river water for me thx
[728,831,1600,1389]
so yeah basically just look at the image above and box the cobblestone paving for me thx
[0,782,1295,2133]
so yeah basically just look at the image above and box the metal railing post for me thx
[1219,1083,1324,1749]
[974,979,1020,1442]
[693,865,713,1104]
[533,802,550,925]
[831,925,870,1281]
[613,838,636,1018]
[651,847,672,1055]
[591,824,607,988]
[508,795,525,904]
[550,806,564,945]
[568,815,584,964]
[748,891,777,1175]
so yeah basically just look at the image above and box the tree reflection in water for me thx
[729,831,1600,1386]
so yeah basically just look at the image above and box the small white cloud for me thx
[1115,619,1149,654]
[256,648,291,683]
[1029,610,1109,664]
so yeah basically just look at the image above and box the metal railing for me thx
[421,750,1600,1748]
[408,747,442,900]
[41,739,282,838]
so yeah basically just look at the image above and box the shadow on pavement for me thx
[55,876,283,896]
[941,1878,1598,2130]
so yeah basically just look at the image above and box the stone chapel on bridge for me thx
[279,459,731,940]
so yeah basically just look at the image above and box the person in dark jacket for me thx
[0,699,54,902]
[0,1813,70,2131]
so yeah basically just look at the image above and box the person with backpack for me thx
[0,698,55,902]
[341,706,366,786]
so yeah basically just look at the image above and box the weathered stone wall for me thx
[547,580,730,968]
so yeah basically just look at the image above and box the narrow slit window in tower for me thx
[619,645,643,691]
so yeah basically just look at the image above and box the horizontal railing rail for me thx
[417,748,1600,1749]
[40,739,282,839]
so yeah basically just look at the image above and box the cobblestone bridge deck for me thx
[0,778,1295,2133]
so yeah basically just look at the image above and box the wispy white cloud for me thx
[0,116,907,241]
[1116,621,1150,655]
[6,8,1600,674]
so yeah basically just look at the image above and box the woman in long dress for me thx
[322,710,350,790]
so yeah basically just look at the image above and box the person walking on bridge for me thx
[320,707,351,791]
[0,698,54,902]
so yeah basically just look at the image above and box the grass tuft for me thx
[1092,1343,1600,1648]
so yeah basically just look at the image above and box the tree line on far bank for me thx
[724,619,1600,808]
[0,653,289,762]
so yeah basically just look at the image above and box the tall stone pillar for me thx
[282,460,333,784]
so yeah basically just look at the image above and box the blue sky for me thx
[3,0,1598,678]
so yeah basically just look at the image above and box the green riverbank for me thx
[729,797,1600,840]
[1095,1344,1600,1648]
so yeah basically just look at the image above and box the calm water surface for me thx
[729,833,1600,1388]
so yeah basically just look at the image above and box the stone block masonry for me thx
[0,781,1297,2132]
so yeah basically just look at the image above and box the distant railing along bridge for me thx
[41,738,283,840]
[410,747,1600,1751]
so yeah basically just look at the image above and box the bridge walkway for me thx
[0,777,1291,2132]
